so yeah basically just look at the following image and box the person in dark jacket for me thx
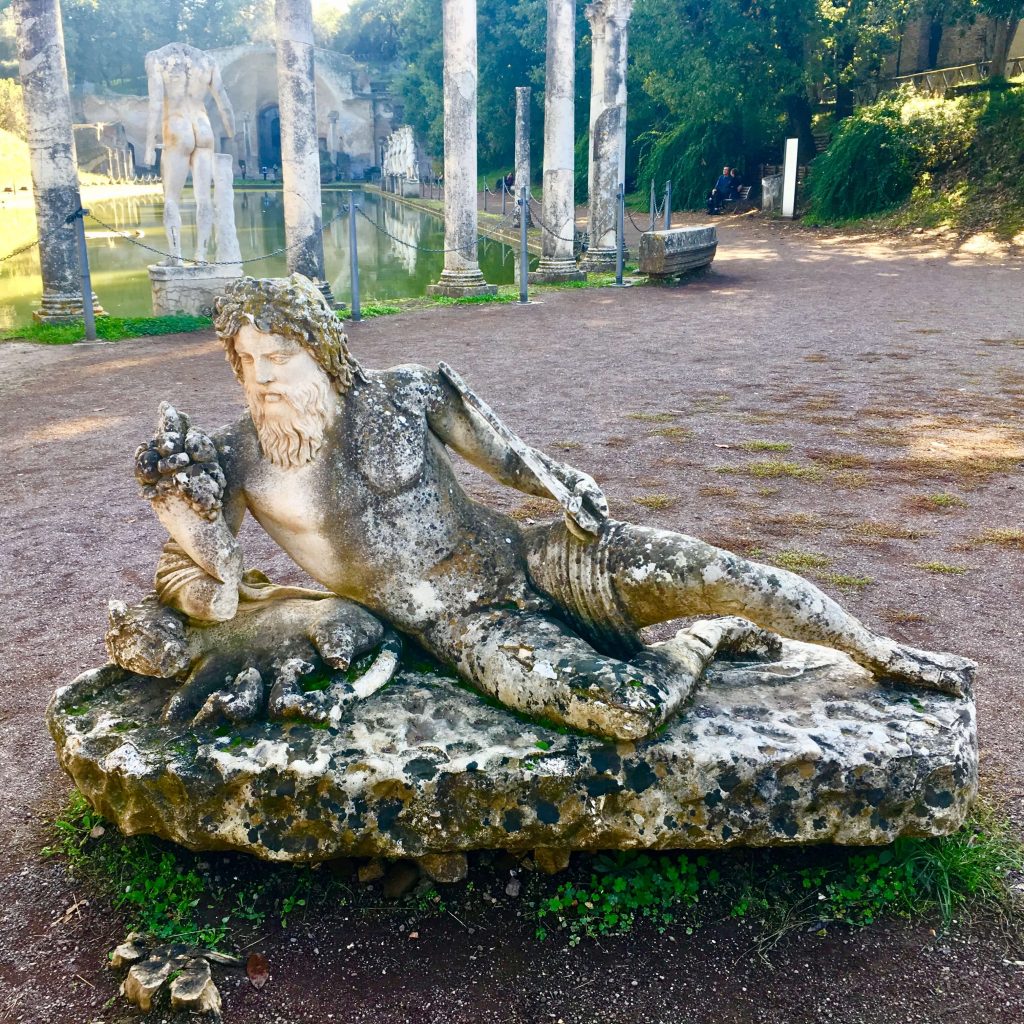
[706,166,732,214]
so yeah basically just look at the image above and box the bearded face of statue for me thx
[233,323,337,470]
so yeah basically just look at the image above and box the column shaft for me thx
[580,0,632,272]
[14,0,104,322]
[274,0,330,294]
[531,0,584,283]
[428,0,495,297]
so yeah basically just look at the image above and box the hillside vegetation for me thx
[805,81,1024,240]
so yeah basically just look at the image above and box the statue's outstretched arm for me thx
[209,63,235,138]
[136,404,244,623]
[428,363,609,536]
[143,56,163,167]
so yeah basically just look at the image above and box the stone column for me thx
[327,111,339,155]
[427,0,495,298]
[530,0,584,283]
[14,0,104,322]
[512,86,531,228]
[274,0,331,298]
[579,0,632,272]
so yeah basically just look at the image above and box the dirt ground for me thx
[1,216,1023,1023]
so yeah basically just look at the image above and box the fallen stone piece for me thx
[419,851,469,883]
[49,635,976,862]
[170,958,222,1017]
[638,226,717,279]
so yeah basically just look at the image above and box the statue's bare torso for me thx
[220,368,543,639]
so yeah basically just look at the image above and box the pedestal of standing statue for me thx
[426,272,497,299]
[148,264,242,317]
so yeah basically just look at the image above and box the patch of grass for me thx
[850,521,930,541]
[831,470,871,489]
[549,438,582,451]
[808,450,871,470]
[1,314,212,345]
[816,571,874,589]
[761,511,828,530]
[722,459,825,482]
[915,561,969,575]
[358,302,402,318]
[970,527,1024,550]
[906,492,968,511]
[740,440,793,453]
[430,293,519,307]
[626,411,678,423]
[698,484,738,498]
[651,425,692,440]
[772,549,833,572]
[884,608,928,625]
[535,851,710,944]
[634,494,678,511]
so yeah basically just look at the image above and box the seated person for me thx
[706,166,732,214]
[729,167,743,200]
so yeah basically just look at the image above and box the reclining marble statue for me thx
[109,273,973,744]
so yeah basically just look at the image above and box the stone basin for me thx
[47,638,977,862]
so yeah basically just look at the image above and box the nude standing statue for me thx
[126,275,974,742]
[144,43,235,264]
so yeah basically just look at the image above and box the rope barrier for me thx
[525,193,579,246]
[357,205,518,254]
[625,205,651,234]
[0,211,78,263]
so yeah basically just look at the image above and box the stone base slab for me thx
[47,639,977,863]
[639,226,718,278]
[528,259,586,284]
[148,264,243,317]
[399,179,422,198]
[34,291,107,323]
[427,270,497,299]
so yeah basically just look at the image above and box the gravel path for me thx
[0,217,1021,1022]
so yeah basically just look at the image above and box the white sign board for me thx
[782,137,799,219]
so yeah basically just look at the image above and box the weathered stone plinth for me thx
[528,258,585,285]
[149,264,243,317]
[427,271,497,299]
[579,247,628,273]
[639,226,718,279]
[399,177,421,198]
[34,291,107,323]
[48,638,976,862]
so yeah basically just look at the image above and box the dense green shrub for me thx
[807,89,984,223]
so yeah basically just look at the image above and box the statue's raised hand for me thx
[135,402,225,521]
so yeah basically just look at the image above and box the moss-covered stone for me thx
[47,638,976,862]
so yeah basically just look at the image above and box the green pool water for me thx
[0,188,518,329]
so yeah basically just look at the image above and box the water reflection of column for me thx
[384,203,421,274]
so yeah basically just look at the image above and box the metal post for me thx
[484,186,488,212]
[664,180,672,231]
[649,179,656,232]
[501,180,507,216]
[71,209,97,340]
[518,185,529,304]
[615,183,624,286]
[348,190,361,322]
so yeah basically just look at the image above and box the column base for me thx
[578,247,629,273]
[316,279,336,307]
[427,270,497,299]
[528,258,586,284]
[33,292,107,324]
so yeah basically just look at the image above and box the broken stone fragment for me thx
[122,955,173,1012]
[169,957,222,1016]
[418,852,468,884]
[358,858,386,884]
[533,848,572,875]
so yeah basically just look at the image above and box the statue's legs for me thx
[524,520,974,697]
[191,145,215,263]
[429,608,781,741]
[160,147,190,263]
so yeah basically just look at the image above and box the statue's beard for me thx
[245,376,334,469]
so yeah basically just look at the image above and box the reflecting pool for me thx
[0,188,519,328]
